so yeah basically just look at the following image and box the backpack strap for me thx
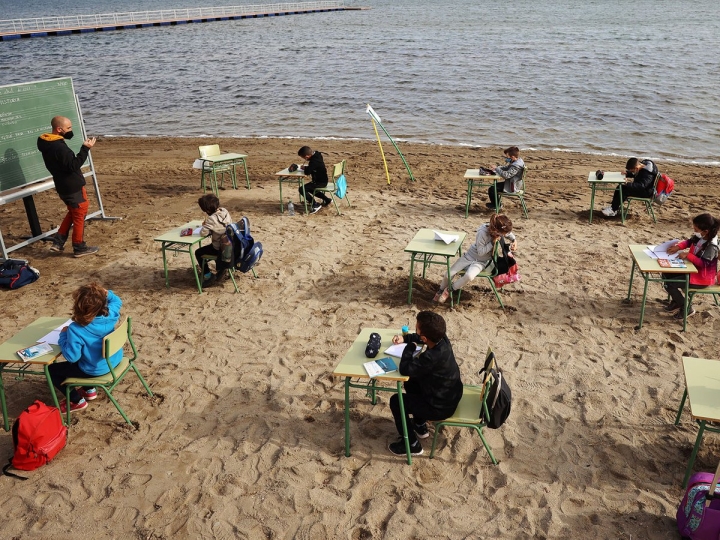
[2,459,28,480]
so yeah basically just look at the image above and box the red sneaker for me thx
[60,399,88,413]
[77,388,98,401]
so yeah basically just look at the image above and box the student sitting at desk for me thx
[485,146,525,211]
[194,194,232,287]
[388,311,463,456]
[601,157,658,217]
[48,283,122,413]
[663,213,719,319]
[434,214,516,303]
[297,145,332,214]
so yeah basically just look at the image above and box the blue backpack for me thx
[225,217,263,273]
[0,259,40,290]
[334,174,347,199]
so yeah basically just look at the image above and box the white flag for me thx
[366,104,381,123]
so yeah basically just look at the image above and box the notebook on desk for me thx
[478,167,496,175]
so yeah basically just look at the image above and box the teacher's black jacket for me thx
[399,334,463,414]
[37,133,89,205]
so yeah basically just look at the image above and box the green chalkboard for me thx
[0,77,85,193]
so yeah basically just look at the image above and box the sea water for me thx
[1,0,718,162]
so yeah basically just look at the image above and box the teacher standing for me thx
[37,116,99,257]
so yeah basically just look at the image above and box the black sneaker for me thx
[311,203,322,214]
[674,308,696,320]
[72,243,99,258]
[664,301,680,313]
[413,421,430,439]
[485,202,502,210]
[388,437,423,456]
[49,233,67,252]
[322,199,332,207]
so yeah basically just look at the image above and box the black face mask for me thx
[62,130,74,140]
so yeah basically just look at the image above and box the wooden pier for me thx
[0,2,367,41]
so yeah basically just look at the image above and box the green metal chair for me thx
[311,160,351,216]
[452,241,505,308]
[498,167,528,218]
[199,254,259,293]
[199,144,234,195]
[621,172,660,223]
[429,348,498,463]
[687,284,720,310]
[62,317,153,427]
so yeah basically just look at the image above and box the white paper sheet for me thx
[646,239,682,259]
[433,230,459,244]
[384,343,423,358]
[37,318,73,345]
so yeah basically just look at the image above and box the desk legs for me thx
[161,244,170,288]
[279,178,309,215]
[408,255,416,304]
[0,366,8,431]
[675,388,688,425]
[343,377,351,457]
[683,420,707,488]
[43,364,65,427]
[446,257,454,308]
[396,381,412,465]
[638,273,651,329]
[589,184,597,224]
[161,242,203,294]
[681,274,690,332]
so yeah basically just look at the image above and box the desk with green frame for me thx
[200,153,250,194]
[0,317,67,431]
[332,328,414,464]
[154,220,207,295]
[465,169,501,218]
[405,229,466,308]
[626,244,697,331]
[675,356,720,487]
[275,168,310,215]
[587,171,626,224]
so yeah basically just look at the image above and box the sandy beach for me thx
[1,136,719,539]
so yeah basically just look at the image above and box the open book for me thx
[645,239,682,260]
[16,342,54,362]
[364,356,398,378]
[433,230,459,244]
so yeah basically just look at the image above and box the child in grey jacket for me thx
[434,214,516,303]
[194,193,233,287]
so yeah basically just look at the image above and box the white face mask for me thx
[693,232,703,238]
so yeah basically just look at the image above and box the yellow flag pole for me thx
[371,118,392,185]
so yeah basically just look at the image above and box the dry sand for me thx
[1,137,719,539]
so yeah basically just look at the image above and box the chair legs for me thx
[452,271,505,309]
[201,256,239,293]
[429,420,497,464]
[623,199,657,223]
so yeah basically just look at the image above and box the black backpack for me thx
[223,217,263,273]
[0,259,40,290]
[478,352,512,429]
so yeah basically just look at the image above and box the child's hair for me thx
[298,146,312,158]
[625,157,639,170]
[416,311,446,343]
[489,214,513,236]
[693,213,720,241]
[72,282,109,326]
[504,146,520,158]
[198,193,220,215]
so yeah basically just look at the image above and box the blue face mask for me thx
[504,157,512,163]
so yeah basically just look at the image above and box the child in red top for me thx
[664,213,719,319]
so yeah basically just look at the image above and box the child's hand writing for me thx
[392,335,404,344]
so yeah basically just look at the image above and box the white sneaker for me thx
[601,206,617,217]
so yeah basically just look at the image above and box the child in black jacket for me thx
[298,145,331,213]
[388,311,463,456]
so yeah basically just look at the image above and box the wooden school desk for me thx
[405,229,466,308]
[332,328,414,464]
[465,169,501,218]
[276,168,309,215]
[625,244,697,331]
[154,220,207,294]
[0,317,67,431]
[587,171,625,224]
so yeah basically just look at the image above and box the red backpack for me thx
[3,400,67,479]
[654,173,675,204]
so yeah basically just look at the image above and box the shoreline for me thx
[91,134,720,166]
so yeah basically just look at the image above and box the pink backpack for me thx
[654,173,675,204]
[677,464,720,539]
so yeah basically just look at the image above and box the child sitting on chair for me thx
[434,214,516,303]
[663,213,719,319]
[195,193,232,287]
[48,283,123,413]
[388,311,463,456]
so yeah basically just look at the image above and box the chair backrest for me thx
[332,160,346,181]
[103,316,137,380]
[198,144,222,159]
[479,349,496,420]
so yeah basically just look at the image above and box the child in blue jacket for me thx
[48,283,123,413]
